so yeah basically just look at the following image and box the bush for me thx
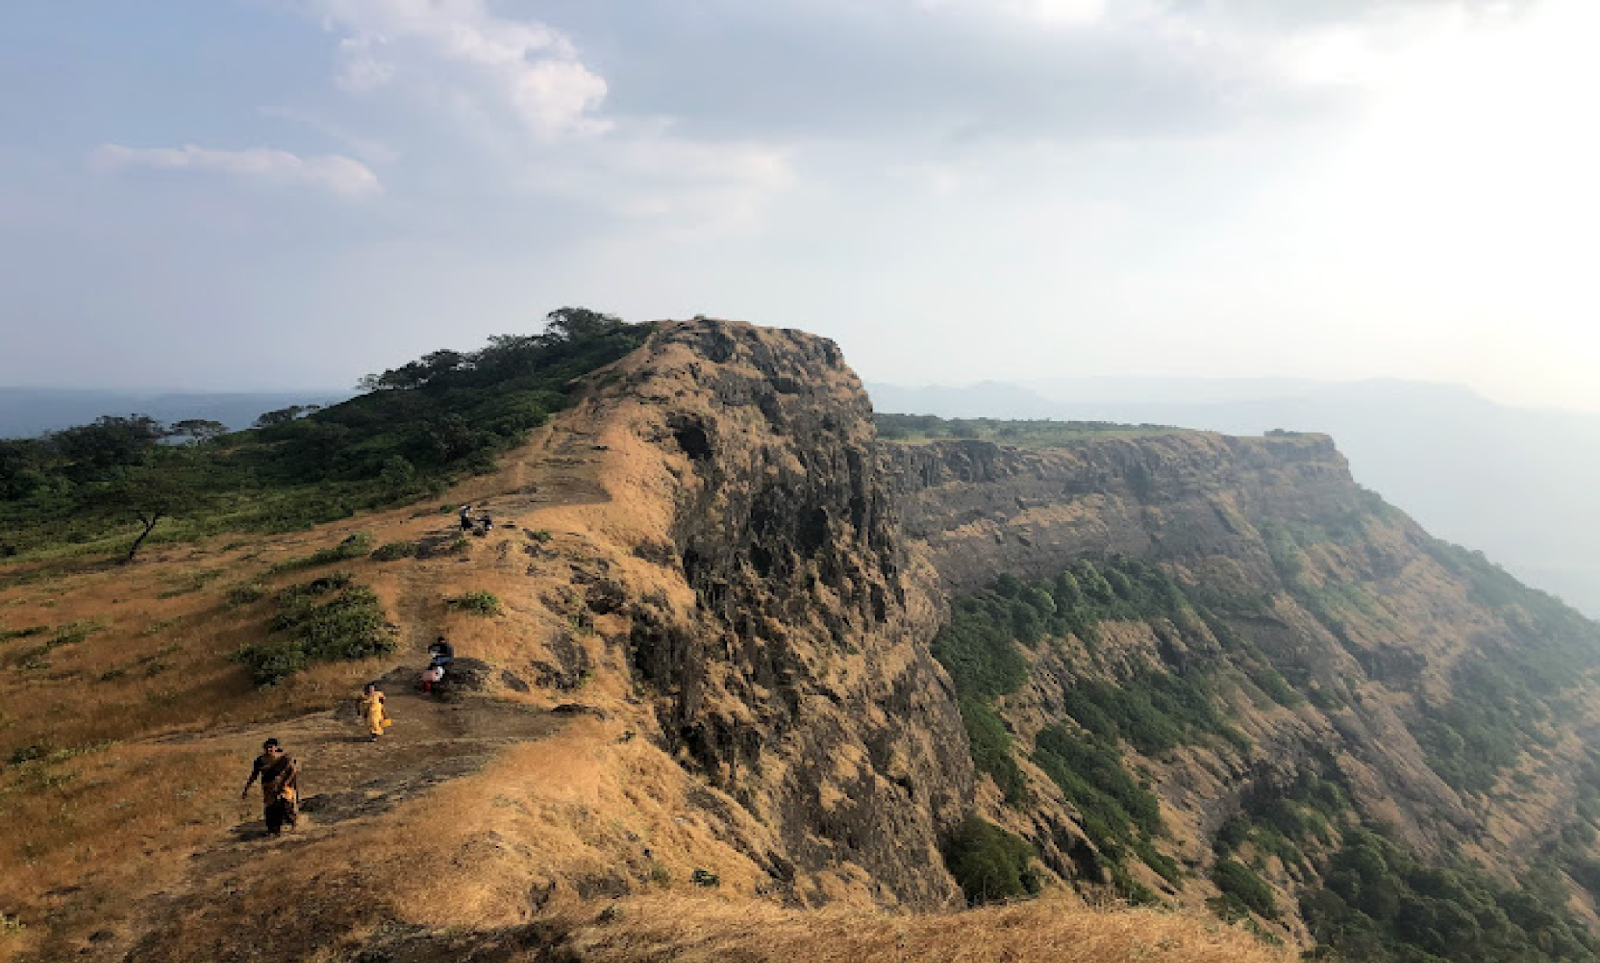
[445,590,502,616]
[370,540,418,561]
[943,815,1041,905]
[225,583,266,607]
[1032,725,1165,874]
[932,592,1033,700]
[1213,859,1278,919]
[960,697,1029,805]
[0,625,47,644]
[236,573,395,686]
[267,531,375,575]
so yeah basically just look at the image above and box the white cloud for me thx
[90,144,382,198]
[258,106,400,165]
[917,0,1111,26]
[311,0,609,139]
[292,0,795,230]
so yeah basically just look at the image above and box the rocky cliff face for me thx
[884,428,1600,951]
[598,320,974,907]
[887,432,1358,594]
[592,326,1600,947]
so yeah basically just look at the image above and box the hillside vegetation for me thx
[0,308,650,562]
[894,427,1600,962]
[876,412,1187,445]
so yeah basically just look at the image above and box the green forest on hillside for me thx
[0,309,650,564]
[874,413,1187,446]
[931,545,1600,962]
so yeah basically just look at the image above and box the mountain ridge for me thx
[4,319,1599,962]
[868,378,1600,617]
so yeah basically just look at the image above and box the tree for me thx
[0,439,48,500]
[95,464,203,562]
[541,307,621,343]
[168,419,228,444]
[254,405,321,428]
[50,414,166,476]
[357,349,466,392]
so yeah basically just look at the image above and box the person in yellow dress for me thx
[359,683,392,743]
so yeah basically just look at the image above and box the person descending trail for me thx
[359,683,392,743]
[240,738,300,836]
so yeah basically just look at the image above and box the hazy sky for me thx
[3,0,1597,410]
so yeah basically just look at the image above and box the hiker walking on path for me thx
[241,738,300,836]
[458,504,474,532]
[359,683,392,742]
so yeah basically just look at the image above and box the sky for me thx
[2,0,1597,410]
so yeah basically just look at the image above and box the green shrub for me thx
[1247,665,1303,708]
[932,591,1033,700]
[0,625,47,644]
[267,531,375,575]
[1302,827,1600,962]
[959,696,1029,805]
[7,744,49,765]
[1034,726,1163,843]
[1213,859,1278,919]
[943,814,1041,905]
[446,590,502,616]
[529,529,553,543]
[236,573,395,686]
[225,583,266,607]
[370,540,419,561]
[47,620,103,647]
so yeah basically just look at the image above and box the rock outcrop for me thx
[598,320,974,906]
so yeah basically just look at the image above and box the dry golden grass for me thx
[0,744,240,961]
[551,893,1296,963]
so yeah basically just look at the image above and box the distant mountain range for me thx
[869,377,1600,617]
[0,387,353,439]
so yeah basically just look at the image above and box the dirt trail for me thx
[207,689,563,836]
[9,392,635,962]
[97,418,624,960]
[61,691,569,963]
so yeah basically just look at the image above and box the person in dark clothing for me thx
[421,637,456,693]
[458,504,474,532]
[241,738,300,835]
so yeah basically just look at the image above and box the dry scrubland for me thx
[549,895,1294,963]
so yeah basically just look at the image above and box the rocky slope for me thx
[889,428,1600,955]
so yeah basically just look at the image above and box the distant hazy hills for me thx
[869,378,1600,618]
[0,387,353,439]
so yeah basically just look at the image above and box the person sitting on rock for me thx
[240,738,300,836]
[420,637,455,693]
[359,682,392,743]
[477,512,494,535]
